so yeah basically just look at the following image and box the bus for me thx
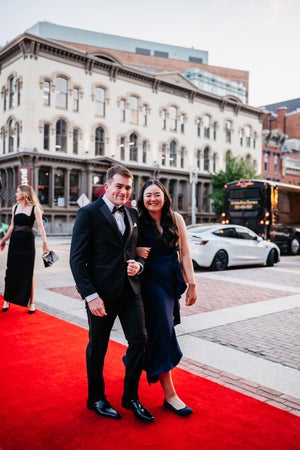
[221,179,300,255]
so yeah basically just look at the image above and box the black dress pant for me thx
[86,284,147,403]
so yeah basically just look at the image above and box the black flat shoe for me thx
[163,400,193,416]
[87,400,121,419]
[122,398,154,422]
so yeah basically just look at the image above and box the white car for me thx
[187,224,280,271]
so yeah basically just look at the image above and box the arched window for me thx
[43,80,51,106]
[44,124,50,150]
[95,127,105,156]
[169,140,177,167]
[204,115,210,138]
[225,120,232,143]
[203,147,210,171]
[9,76,15,108]
[8,118,14,152]
[73,128,79,154]
[130,96,139,124]
[169,106,177,131]
[95,87,106,117]
[56,77,68,109]
[129,133,138,161]
[119,137,125,160]
[196,150,201,170]
[56,119,67,152]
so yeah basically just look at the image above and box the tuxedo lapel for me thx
[99,201,123,243]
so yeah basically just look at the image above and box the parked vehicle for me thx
[222,179,300,255]
[187,224,280,271]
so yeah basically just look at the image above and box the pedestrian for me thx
[137,179,197,416]
[69,165,154,422]
[0,184,50,314]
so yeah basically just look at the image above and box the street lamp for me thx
[189,167,199,225]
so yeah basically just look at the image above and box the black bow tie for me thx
[112,205,125,214]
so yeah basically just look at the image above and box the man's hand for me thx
[127,259,141,276]
[88,296,107,316]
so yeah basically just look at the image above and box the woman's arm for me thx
[0,206,15,251]
[175,212,197,306]
[34,206,50,253]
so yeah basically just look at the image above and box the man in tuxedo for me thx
[70,165,154,422]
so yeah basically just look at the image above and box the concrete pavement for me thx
[1,237,299,416]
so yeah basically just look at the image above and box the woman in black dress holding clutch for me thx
[137,180,197,416]
[0,185,50,314]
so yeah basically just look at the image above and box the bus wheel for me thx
[211,250,228,271]
[289,236,300,255]
[266,249,275,266]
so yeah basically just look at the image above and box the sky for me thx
[1,0,299,107]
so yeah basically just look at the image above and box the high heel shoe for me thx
[2,301,10,312]
[28,303,36,314]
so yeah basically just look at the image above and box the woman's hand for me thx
[136,247,151,259]
[42,242,51,254]
[0,239,6,251]
[185,283,197,306]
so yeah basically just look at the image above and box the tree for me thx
[210,155,258,218]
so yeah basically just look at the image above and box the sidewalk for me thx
[1,238,300,416]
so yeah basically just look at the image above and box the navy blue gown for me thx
[139,231,187,383]
[4,206,35,306]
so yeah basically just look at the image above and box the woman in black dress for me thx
[0,185,50,313]
[137,180,197,416]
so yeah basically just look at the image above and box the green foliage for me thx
[210,155,258,218]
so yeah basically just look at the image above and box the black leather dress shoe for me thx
[122,398,154,422]
[163,400,193,417]
[87,400,121,419]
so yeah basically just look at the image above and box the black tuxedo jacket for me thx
[70,197,143,302]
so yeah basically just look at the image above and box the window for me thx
[196,118,201,137]
[73,128,79,154]
[142,105,148,126]
[162,109,167,130]
[154,50,168,58]
[1,127,6,154]
[245,126,251,147]
[264,152,270,172]
[69,171,79,205]
[95,87,105,117]
[130,96,139,124]
[120,99,126,122]
[169,140,177,167]
[213,153,217,172]
[196,150,201,170]
[274,154,279,173]
[8,119,14,152]
[180,114,185,134]
[129,133,138,161]
[95,127,105,156]
[54,169,65,206]
[180,147,185,168]
[15,122,20,149]
[204,147,210,171]
[142,140,147,163]
[169,106,177,131]
[213,122,217,140]
[3,88,7,111]
[73,88,79,112]
[56,77,68,109]
[161,144,167,166]
[43,124,50,150]
[16,80,21,106]
[9,76,15,108]
[204,115,210,138]
[239,129,244,146]
[38,167,50,205]
[43,80,51,106]
[225,120,231,143]
[120,137,125,160]
[56,119,67,152]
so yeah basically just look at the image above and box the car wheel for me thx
[289,236,300,255]
[211,250,228,271]
[266,249,275,266]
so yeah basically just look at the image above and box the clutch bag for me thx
[42,250,59,268]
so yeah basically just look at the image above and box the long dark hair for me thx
[137,180,179,246]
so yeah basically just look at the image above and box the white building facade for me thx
[0,32,263,234]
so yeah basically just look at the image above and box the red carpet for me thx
[0,300,299,450]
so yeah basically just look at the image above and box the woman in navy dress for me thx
[137,180,197,416]
[0,185,50,313]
